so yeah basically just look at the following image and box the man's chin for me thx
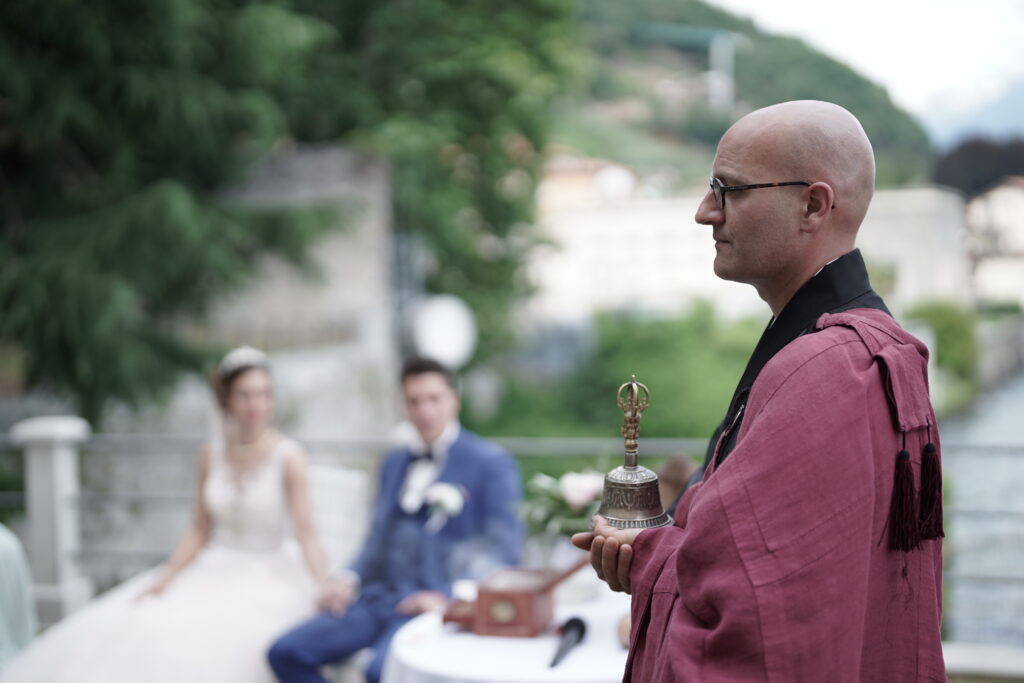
[417,426,444,444]
[712,259,737,282]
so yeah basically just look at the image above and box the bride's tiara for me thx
[218,346,269,377]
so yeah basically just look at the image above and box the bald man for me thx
[574,101,946,681]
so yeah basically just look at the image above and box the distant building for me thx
[526,156,974,327]
[966,176,1024,308]
[858,186,973,311]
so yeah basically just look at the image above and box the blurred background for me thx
[1,0,1023,675]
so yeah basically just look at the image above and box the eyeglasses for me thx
[709,177,811,209]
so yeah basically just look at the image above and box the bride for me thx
[1,347,330,682]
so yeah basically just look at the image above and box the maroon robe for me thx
[626,309,946,682]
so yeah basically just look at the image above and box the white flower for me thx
[559,472,605,511]
[529,472,559,493]
[425,482,465,515]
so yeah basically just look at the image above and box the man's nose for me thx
[694,190,722,226]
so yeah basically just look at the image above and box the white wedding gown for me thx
[0,437,318,683]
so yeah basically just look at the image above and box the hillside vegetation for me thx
[551,0,932,188]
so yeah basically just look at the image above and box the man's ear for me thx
[802,181,835,232]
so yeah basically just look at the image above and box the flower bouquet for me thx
[522,471,605,537]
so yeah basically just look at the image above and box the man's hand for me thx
[396,590,448,615]
[317,577,357,614]
[571,515,643,594]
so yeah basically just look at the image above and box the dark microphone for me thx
[550,617,587,667]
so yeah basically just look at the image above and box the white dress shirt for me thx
[399,421,460,514]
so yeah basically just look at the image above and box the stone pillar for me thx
[708,33,736,113]
[10,416,93,624]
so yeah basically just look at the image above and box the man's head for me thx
[695,100,876,313]
[400,356,460,445]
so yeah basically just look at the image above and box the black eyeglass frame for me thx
[709,177,812,209]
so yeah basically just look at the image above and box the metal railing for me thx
[3,430,1023,648]
[940,443,1024,647]
[62,434,705,564]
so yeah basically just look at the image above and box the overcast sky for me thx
[709,0,1024,140]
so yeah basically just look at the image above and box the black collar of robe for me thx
[707,248,890,469]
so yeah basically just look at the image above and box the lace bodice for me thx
[204,437,293,552]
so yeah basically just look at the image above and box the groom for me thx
[268,357,524,683]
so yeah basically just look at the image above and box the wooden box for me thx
[472,568,556,638]
[441,558,589,637]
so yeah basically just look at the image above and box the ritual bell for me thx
[596,376,672,529]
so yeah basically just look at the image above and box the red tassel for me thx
[918,442,944,540]
[888,448,921,551]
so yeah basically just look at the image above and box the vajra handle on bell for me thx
[616,375,650,469]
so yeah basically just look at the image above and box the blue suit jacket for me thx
[349,429,523,596]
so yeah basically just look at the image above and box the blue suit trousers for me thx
[267,596,413,683]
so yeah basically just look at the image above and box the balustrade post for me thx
[10,416,93,625]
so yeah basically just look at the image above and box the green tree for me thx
[733,34,932,185]
[469,304,763,439]
[566,305,760,437]
[905,301,978,384]
[1,0,583,423]
[0,1,337,424]
[905,301,979,414]
[933,136,1024,198]
[279,0,583,361]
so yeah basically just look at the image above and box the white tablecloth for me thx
[381,577,632,683]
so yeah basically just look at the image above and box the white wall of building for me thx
[967,177,1024,254]
[108,146,402,440]
[965,177,1024,306]
[526,193,762,324]
[527,159,973,325]
[858,186,973,314]
[974,258,1024,308]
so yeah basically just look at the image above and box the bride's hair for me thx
[210,346,271,410]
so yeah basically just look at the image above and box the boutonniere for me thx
[424,482,467,533]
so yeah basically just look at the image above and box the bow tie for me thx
[411,449,434,462]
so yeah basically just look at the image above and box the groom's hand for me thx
[396,590,447,615]
[317,577,356,614]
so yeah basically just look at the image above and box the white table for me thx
[381,577,632,683]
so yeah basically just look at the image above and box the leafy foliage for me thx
[679,101,735,146]
[279,0,583,361]
[0,1,338,423]
[733,34,931,186]
[1,0,936,426]
[522,471,604,536]
[933,136,1024,198]
[469,304,763,439]
[0,447,24,523]
[905,301,979,415]
[1,0,581,422]
[565,304,761,437]
[574,0,932,185]
[905,301,978,384]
